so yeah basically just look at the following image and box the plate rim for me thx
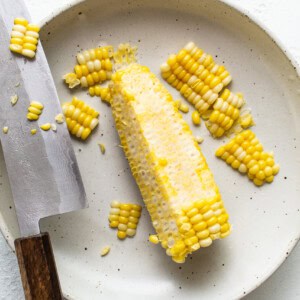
[0,0,299,298]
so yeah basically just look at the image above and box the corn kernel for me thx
[191,111,201,125]
[40,123,51,131]
[100,246,110,256]
[2,127,8,134]
[149,234,159,244]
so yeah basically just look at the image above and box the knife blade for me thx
[0,1,87,298]
[0,1,87,238]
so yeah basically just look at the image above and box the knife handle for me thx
[15,232,63,300]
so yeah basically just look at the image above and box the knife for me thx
[0,1,87,299]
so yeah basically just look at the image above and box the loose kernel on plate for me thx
[195,136,204,144]
[55,113,64,124]
[149,234,159,244]
[63,73,80,88]
[179,102,189,113]
[51,123,57,132]
[27,101,44,121]
[100,246,110,257]
[10,95,18,106]
[40,123,51,131]
[2,127,9,134]
[98,143,105,154]
[30,129,37,135]
[192,111,201,125]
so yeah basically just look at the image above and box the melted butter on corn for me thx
[62,97,99,140]
[215,130,279,186]
[9,18,40,58]
[109,200,142,239]
[110,64,231,263]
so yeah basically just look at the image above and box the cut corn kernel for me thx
[109,201,142,239]
[55,113,65,124]
[192,111,201,126]
[195,136,204,144]
[178,102,189,113]
[98,143,105,154]
[149,234,159,244]
[51,123,57,132]
[110,64,231,262]
[10,95,18,106]
[239,110,255,129]
[30,129,37,135]
[2,127,8,134]
[40,123,51,131]
[160,42,231,115]
[89,85,112,104]
[205,89,245,138]
[100,246,110,257]
[27,101,43,121]
[62,97,99,140]
[63,73,80,88]
[9,18,40,58]
[215,130,279,186]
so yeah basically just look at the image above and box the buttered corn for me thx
[62,97,99,140]
[161,42,231,115]
[110,64,231,263]
[9,18,40,58]
[109,201,142,239]
[215,130,279,186]
[27,101,43,121]
[205,89,245,138]
[65,46,113,88]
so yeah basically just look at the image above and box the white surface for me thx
[0,0,299,299]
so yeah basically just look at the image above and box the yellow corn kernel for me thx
[10,95,19,106]
[62,97,99,140]
[149,234,159,244]
[10,19,40,58]
[110,64,231,262]
[215,130,279,186]
[55,113,65,124]
[191,111,201,126]
[98,143,105,154]
[178,102,189,113]
[40,123,51,131]
[2,127,9,134]
[63,73,80,89]
[108,200,142,239]
[100,246,110,256]
[30,129,37,135]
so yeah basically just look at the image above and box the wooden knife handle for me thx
[15,232,63,300]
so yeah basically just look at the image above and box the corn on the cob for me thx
[62,97,99,140]
[9,18,40,58]
[27,101,43,121]
[215,130,279,186]
[205,89,245,138]
[161,42,231,115]
[88,85,112,104]
[64,46,113,88]
[110,64,231,263]
[109,201,142,239]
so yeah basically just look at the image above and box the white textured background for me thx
[0,0,299,299]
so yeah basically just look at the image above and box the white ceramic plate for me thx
[1,0,300,299]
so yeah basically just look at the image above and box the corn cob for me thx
[110,64,231,263]
[109,201,142,239]
[215,130,280,186]
[27,101,43,121]
[205,89,245,138]
[9,18,40,58]
[62,97,99,140]
[64,46,113,88]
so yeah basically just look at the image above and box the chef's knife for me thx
[0,1,87,299]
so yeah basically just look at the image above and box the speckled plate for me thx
[1,0,300,299]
